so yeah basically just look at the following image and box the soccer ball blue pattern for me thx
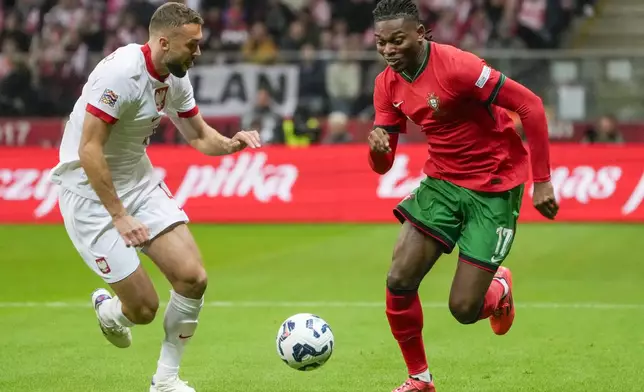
[276,313,335,371]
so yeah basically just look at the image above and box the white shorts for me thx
[59,182,189,283]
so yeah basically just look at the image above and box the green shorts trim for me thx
[394,177,524,271]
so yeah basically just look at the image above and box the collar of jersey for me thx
[401,40,430,84]
[141,43,169,83]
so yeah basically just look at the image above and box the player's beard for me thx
[166,60,188,78]
[164,53,192,78]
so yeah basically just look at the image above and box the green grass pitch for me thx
[0,223,642,391]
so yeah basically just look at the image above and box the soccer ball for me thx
[276,313,335,371]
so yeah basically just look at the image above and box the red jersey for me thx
[371,41,551,192]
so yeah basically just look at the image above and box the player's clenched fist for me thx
[532,181,559,220]
[229,130,261,153]
[113,215,150,247]
[369,127,392,153]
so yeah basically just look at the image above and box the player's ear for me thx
[158,35,170,52]
[416,24,426,42]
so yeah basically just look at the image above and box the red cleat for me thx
[392,378,436,392]
[490,266,515,335]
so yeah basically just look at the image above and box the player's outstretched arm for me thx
[171,113,261,156]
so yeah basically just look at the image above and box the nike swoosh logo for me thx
[491,256,503,264]
[179,334,193,339]
[393,101,403,108]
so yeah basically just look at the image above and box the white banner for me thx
[189,64,300,117]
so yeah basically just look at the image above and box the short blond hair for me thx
[149,2,203,34]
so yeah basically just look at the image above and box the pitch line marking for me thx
[0,301,642,310]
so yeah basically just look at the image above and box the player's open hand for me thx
[533,181,559,220]
[229,130,261,153]
[369,127,392,153]
[113,215,150,248]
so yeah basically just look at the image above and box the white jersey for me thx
[50,43,199,200]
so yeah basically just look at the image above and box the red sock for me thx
[386,287,428,375]
[477,279,505,320]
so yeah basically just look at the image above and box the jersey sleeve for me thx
[446,49,506,105]
[373,73,407,134]
[85,71,137,125]
[169,73,199,118]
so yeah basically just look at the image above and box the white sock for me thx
[154,290,204,382]
[411,369,432,383]
[494,277,510,298]
[98,296,134,328]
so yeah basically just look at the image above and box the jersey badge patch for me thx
[154,86,169,111]
[427,92,440,113]
[99,89,119,108]
[476,65,492,88]
[95,257,111,274]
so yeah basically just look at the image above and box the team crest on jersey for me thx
[99,89,119,108]
[95,257,111,274]
[427,93,440,113]
[154,86,169,111]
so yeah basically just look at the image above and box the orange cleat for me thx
[392,378,436,392]
[490,266,515,335]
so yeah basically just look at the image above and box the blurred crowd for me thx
[0,0,599,143]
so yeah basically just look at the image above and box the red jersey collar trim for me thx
[141,43,168,82]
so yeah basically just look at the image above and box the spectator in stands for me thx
[263,0,295,39]
[1,11,31,52]
[43,0,85,31]
[309,0,331,29]
[294,7,322,46]
[78,5,107,53]
[330,19,349,50]
[242,22,278,64]
[0,0,588,121]
[355,55,387,119]
[460,7,491,50]
[322,111,352,144]
[241,88,283,144]
[432,9,461,47]
[297,43,327,115]
[201,7,223,50]
[280,20,307,53]
[325,44,361,115]
[115,11,148,46]
[280,104,322,147]
[582,115,624,144]
[220,0,248,51]
[0,38,36,116]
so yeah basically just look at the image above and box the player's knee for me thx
[448,298,480,325]
[386,270,420,291]
[174,264,208,299]
[130,298,159,325]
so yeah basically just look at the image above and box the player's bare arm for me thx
[78,112,150,247]
[171,113,261,155]
[492,78,559,219]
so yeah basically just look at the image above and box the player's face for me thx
[374,18,424,73]
[162,23,202,78]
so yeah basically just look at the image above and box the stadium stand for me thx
[2,0,641,145]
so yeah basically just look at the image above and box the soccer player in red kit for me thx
[368,1,559,391]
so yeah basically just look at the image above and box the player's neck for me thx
[146,41,170,78]
[402,40,429,81]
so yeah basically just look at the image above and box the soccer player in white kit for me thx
[49,3,261,391]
